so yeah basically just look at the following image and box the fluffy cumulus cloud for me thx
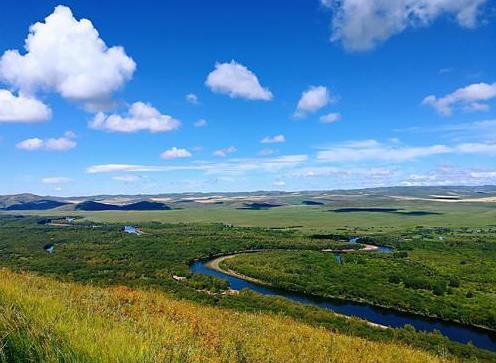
[89,102,180,133]
[0,5,135,108]
[261,134,286,144]
[0,89,51,122]
[205,61,273,101]
[294,86,330,118]
[423,82,496,116]
[323,0,487,51]
[16,138,44,151]
[213,146,237,157]
[319,112,341,123]
[161,147,192,160]
[16,131,76,151]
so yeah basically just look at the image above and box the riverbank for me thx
[205,253,389,330]
[193,249,496,352]
[206,242,385,281]
[215,250,496,333]
[205,254,269,286]
[322,243,380,252]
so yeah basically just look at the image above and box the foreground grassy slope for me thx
[0,269,444,363]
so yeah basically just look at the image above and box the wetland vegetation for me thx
[0,212,495,361]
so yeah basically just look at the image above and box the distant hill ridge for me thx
[75,200,171,211]
[1,185,496,211]
[4,200,69,211]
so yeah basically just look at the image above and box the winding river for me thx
[190,244,496,352]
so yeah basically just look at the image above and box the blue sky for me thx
[0,0,496,195]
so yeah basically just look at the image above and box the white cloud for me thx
[287,165,402,189]
[324,0,487,51]
[213,146,237,157]
[294,86,330,118]
[455,142,496,154]
[0,6,135,107]
[396,119,496,142]
[343,139,380,148]
[402,119,496,133]
[439,67,455,74]
[273,180,286,187]
[86,163,205,174]
[400,166,496,186]
[320,112,341,123]
[194,119,207,127]
[194,154,309,175]
[17,138,44,151]
[89,102,180,133]
[423,82,496,116]
[318,141,450,162]
[87,154,307,176]
[16,131,76,151]
[186,93,199,105]
[205,61,273,101]
[42,177,73,184]
[45,136,76,151]
[87,164,165,173]
[292,166,396,178]
[317,139,496,163]
[259,148,276,156]
[112,175,140,182]
[161,147,192,160]
[86,163,209,174]
[470,171,496,178]
[0,89,51,122]
[261,134,285,144]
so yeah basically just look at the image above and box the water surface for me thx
[190,258,496,352]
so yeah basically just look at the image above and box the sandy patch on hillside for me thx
[150,197,172,202]
[98,197,135,205]
[190,195,272,203]
[391,195,496,203]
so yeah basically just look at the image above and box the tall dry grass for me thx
[0,269,449,362]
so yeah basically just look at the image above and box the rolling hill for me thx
[75,200,171,211]
[4,200,69,210]
[1,185,496,213]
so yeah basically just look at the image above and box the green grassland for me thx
[0,215,494,361]
[7,198,496,232]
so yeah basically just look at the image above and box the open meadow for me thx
[1,188,496,362]
[9,197,496,232]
